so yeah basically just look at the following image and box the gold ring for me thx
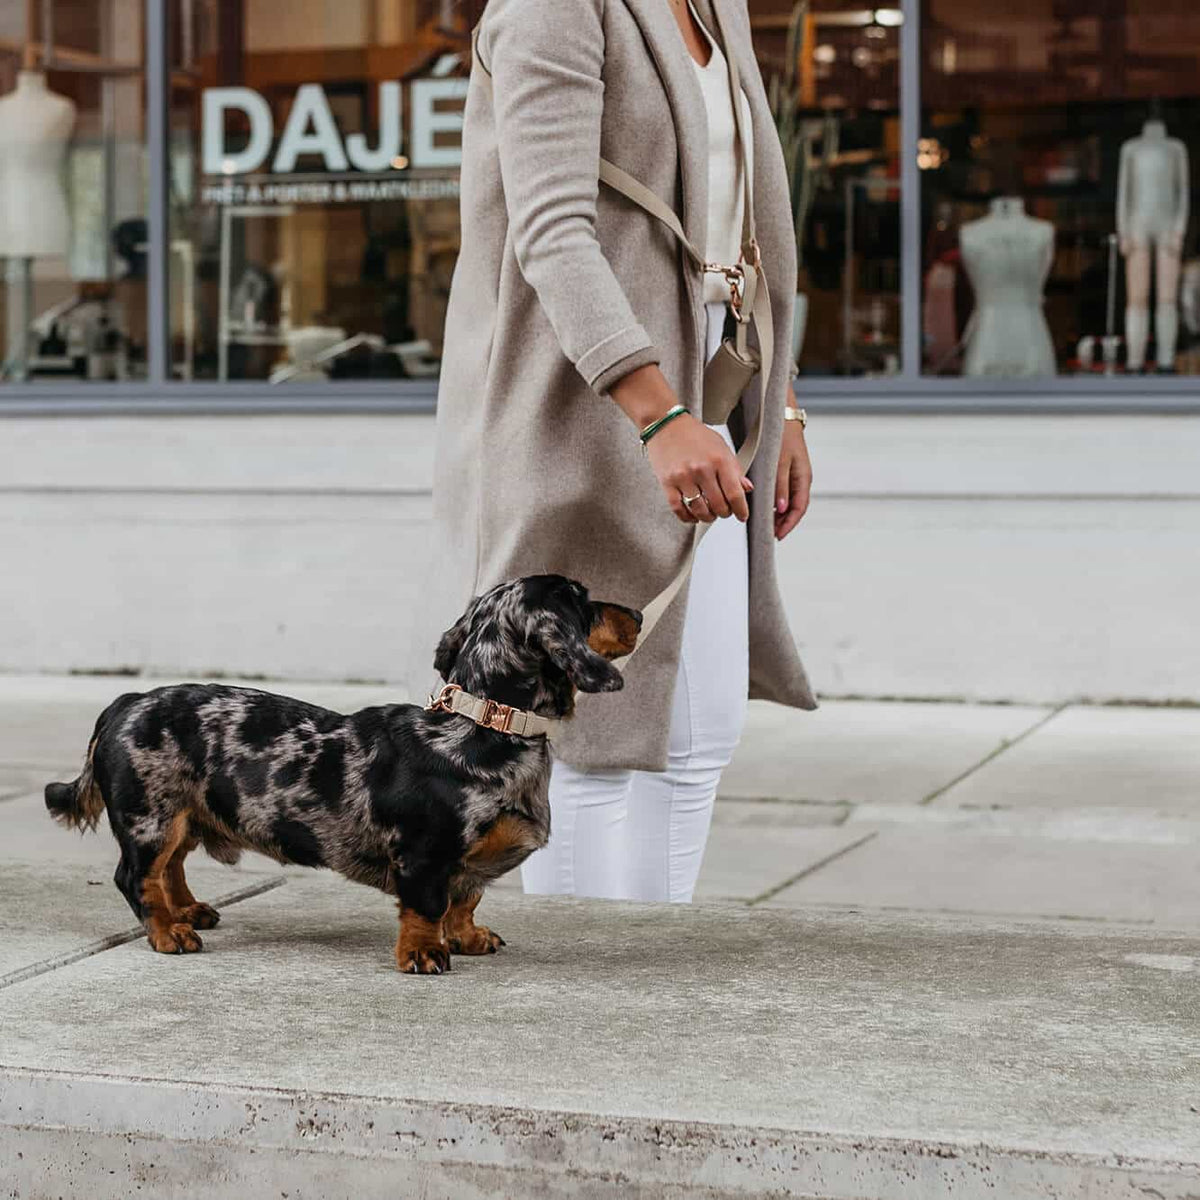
[682,492,703,507]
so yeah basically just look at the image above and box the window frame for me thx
[0,0,1197,417]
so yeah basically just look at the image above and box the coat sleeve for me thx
[483,0,662,397]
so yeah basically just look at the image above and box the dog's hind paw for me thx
[448,925,506,955]
[148,923,204,954]
[396,945,451,975]
[180,902,221,930]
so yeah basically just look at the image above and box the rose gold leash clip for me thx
[425,682,462,713]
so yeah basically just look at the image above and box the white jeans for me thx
[520,300,749,903]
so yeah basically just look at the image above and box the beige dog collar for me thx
[425,683,560,739]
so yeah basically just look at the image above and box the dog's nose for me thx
[630,608,644,630]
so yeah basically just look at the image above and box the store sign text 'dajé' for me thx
[202,81,466,176]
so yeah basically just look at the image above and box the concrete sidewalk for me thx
[1,674,1198,1197]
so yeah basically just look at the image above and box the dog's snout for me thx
[587,601,644,659]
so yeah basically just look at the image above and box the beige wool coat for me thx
[415,0,818,771]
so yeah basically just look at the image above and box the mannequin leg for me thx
[1155,243,1183,370]
[1124,243,1151,371]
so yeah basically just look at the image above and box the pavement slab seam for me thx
[715,795,856,821]
[919,702,1072,806]
[747,831,878,906]
[841,804,1200,844]
[764,898,1169,928]
[0,876,287,993]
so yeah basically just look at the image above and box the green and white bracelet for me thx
[639,404,688,450]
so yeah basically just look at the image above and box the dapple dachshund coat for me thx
[45,575,641,974]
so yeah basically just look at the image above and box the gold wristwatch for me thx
[784,404,807,429]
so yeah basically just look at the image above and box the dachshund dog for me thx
[45,575,642,974]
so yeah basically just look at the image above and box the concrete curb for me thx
[2,1068,1198,1199]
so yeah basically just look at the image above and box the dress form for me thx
[1117,119,1190,371]
[958,196,1056,377]
[0,71,77,256]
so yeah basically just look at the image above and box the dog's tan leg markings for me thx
[142,813,204,954]
[395,906,451,975]
[163,828,221,930]
[445,814,543,954]
[446,891,505,955]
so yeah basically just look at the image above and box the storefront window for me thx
[753,0,902,377]
[2,0,1195,405]
[0,0,146,385]
[166,0,477,383]
[922,0,1200,378]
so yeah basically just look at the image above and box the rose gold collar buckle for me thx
[479,698,515,734]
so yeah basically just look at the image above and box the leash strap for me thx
[470,15,774,670]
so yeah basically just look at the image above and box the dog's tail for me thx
[45,735,105,832]
[44,699,121,833]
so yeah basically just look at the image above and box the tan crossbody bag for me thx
[470,7,776,667]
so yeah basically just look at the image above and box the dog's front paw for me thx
[448,925,506,955]
[148,923,203,954]
[180,902,221,930]
[396,944,451,975]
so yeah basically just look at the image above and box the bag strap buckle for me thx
[703,260,749,314]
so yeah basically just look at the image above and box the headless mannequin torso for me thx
[0,71,76,379]
[0,71,76,257]
[959,196,1056,377]
[0,70,76,257]
[1117,119,1190,371]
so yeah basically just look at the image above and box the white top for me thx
[686,0,754,304]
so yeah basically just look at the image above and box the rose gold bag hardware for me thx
[703,260,749,313]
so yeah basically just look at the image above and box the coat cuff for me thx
[584,330,662,396]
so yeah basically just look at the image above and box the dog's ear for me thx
[544,618,625,694]
[433,596,480,680]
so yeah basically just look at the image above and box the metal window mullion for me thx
[145,0,170,386]
[899,0,922,379]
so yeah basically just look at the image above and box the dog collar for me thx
[425,683,560,739]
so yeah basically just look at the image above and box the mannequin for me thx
[959,196,1056,377]
[0,69,76,381]
[0,70,76,256]
[1117,119,1190,372]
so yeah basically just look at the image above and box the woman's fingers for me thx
[774,461,812,540]
[714,457,750,522]
[775,469,790,520]
[648,417,763,525]
[694,466,728,520]
[665,483,699,523]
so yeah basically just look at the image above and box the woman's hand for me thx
[774,391,812,540]
[644,415,753,525]
[609,363,751,525]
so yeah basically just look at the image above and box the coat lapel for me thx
[617,0,762,261]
